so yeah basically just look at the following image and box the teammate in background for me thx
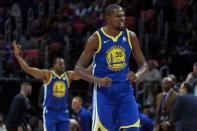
[12,41,84,131]
[75,4,148,131]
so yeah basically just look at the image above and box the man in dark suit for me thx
[154,77,178,131]
[6,82,32,131]
[171,82,197,131]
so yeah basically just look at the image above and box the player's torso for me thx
[43,71,69,109]
[93,27,133,83]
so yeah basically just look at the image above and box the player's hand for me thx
[94,77,112,87]
[12,40,21,57]
[127,71,137,83]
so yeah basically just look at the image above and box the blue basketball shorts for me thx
[43,107,69,131]
[92,81,140,131]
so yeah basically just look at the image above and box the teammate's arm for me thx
[67,64,93,82]
[13,41,50,83]
[74,33,111,87]
[127,31,148,82]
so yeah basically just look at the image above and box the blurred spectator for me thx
[6,82,32,131]
[0,114,6,131]
[143,60,161,84]
[168,74,179,92]
[87,0,103,14]
[30,19,44,37]
[171,82,197,131]
[0,7,8,34]
[185,62,197,96]
[10,3,21,18]
[71,96,91,131]
[0,35,14,75]
[154,77,178,131]
[143,59,161,105]
[19,31,39,50]
[75,1,87,18]
[28,115,42,131]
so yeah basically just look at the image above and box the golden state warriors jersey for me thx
[43,71,69,109]
[93,27,133,83]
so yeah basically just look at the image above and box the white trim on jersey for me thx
[92,84,98,131]
[43,107,47,131]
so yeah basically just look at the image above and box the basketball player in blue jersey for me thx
[75,4,148,131]
[12,41,87,131]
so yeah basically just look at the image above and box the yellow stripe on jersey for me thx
[101,27,122,42]
[95,31,102,54]
[45,72,52,86]
[119,119,140,129]
[126,29,132,49]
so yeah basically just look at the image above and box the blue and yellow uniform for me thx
[43,71,70,131]
[92,27,140,131]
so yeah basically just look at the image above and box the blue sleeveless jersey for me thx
[93,27,133,83]
[43,71,69,109]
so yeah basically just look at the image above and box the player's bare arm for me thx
[66,63,94,85]
[75,33,112,87]
[127,31,148,82]
[13,41,50,83]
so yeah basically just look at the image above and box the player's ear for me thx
[104,15,110,23]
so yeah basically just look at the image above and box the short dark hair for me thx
[104,4,122,16]
[182,82,194,93]
[20,82,32,90]
[53,57,63,65]
[21,82,31,87]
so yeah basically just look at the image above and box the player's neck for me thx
[54,70,64,76]
[104,26,121,37]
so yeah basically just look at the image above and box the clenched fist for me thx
[94,77,112,87]
[127,71,138,83]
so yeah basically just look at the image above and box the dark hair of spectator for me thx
[21,82,31,87]
[182,82,194,94]
[73,96,83,105]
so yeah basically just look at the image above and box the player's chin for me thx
[59,69,64,73]
[118,26,125,31]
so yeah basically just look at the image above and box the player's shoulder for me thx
[65,70,75,79]
[43,69,51,73]
[65,70,74,75]
[86,31,100,44]
[126,29,136,37]
[39,69,51,79]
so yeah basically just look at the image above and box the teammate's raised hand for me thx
[94,77,112,87]
[12,40,21,57]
